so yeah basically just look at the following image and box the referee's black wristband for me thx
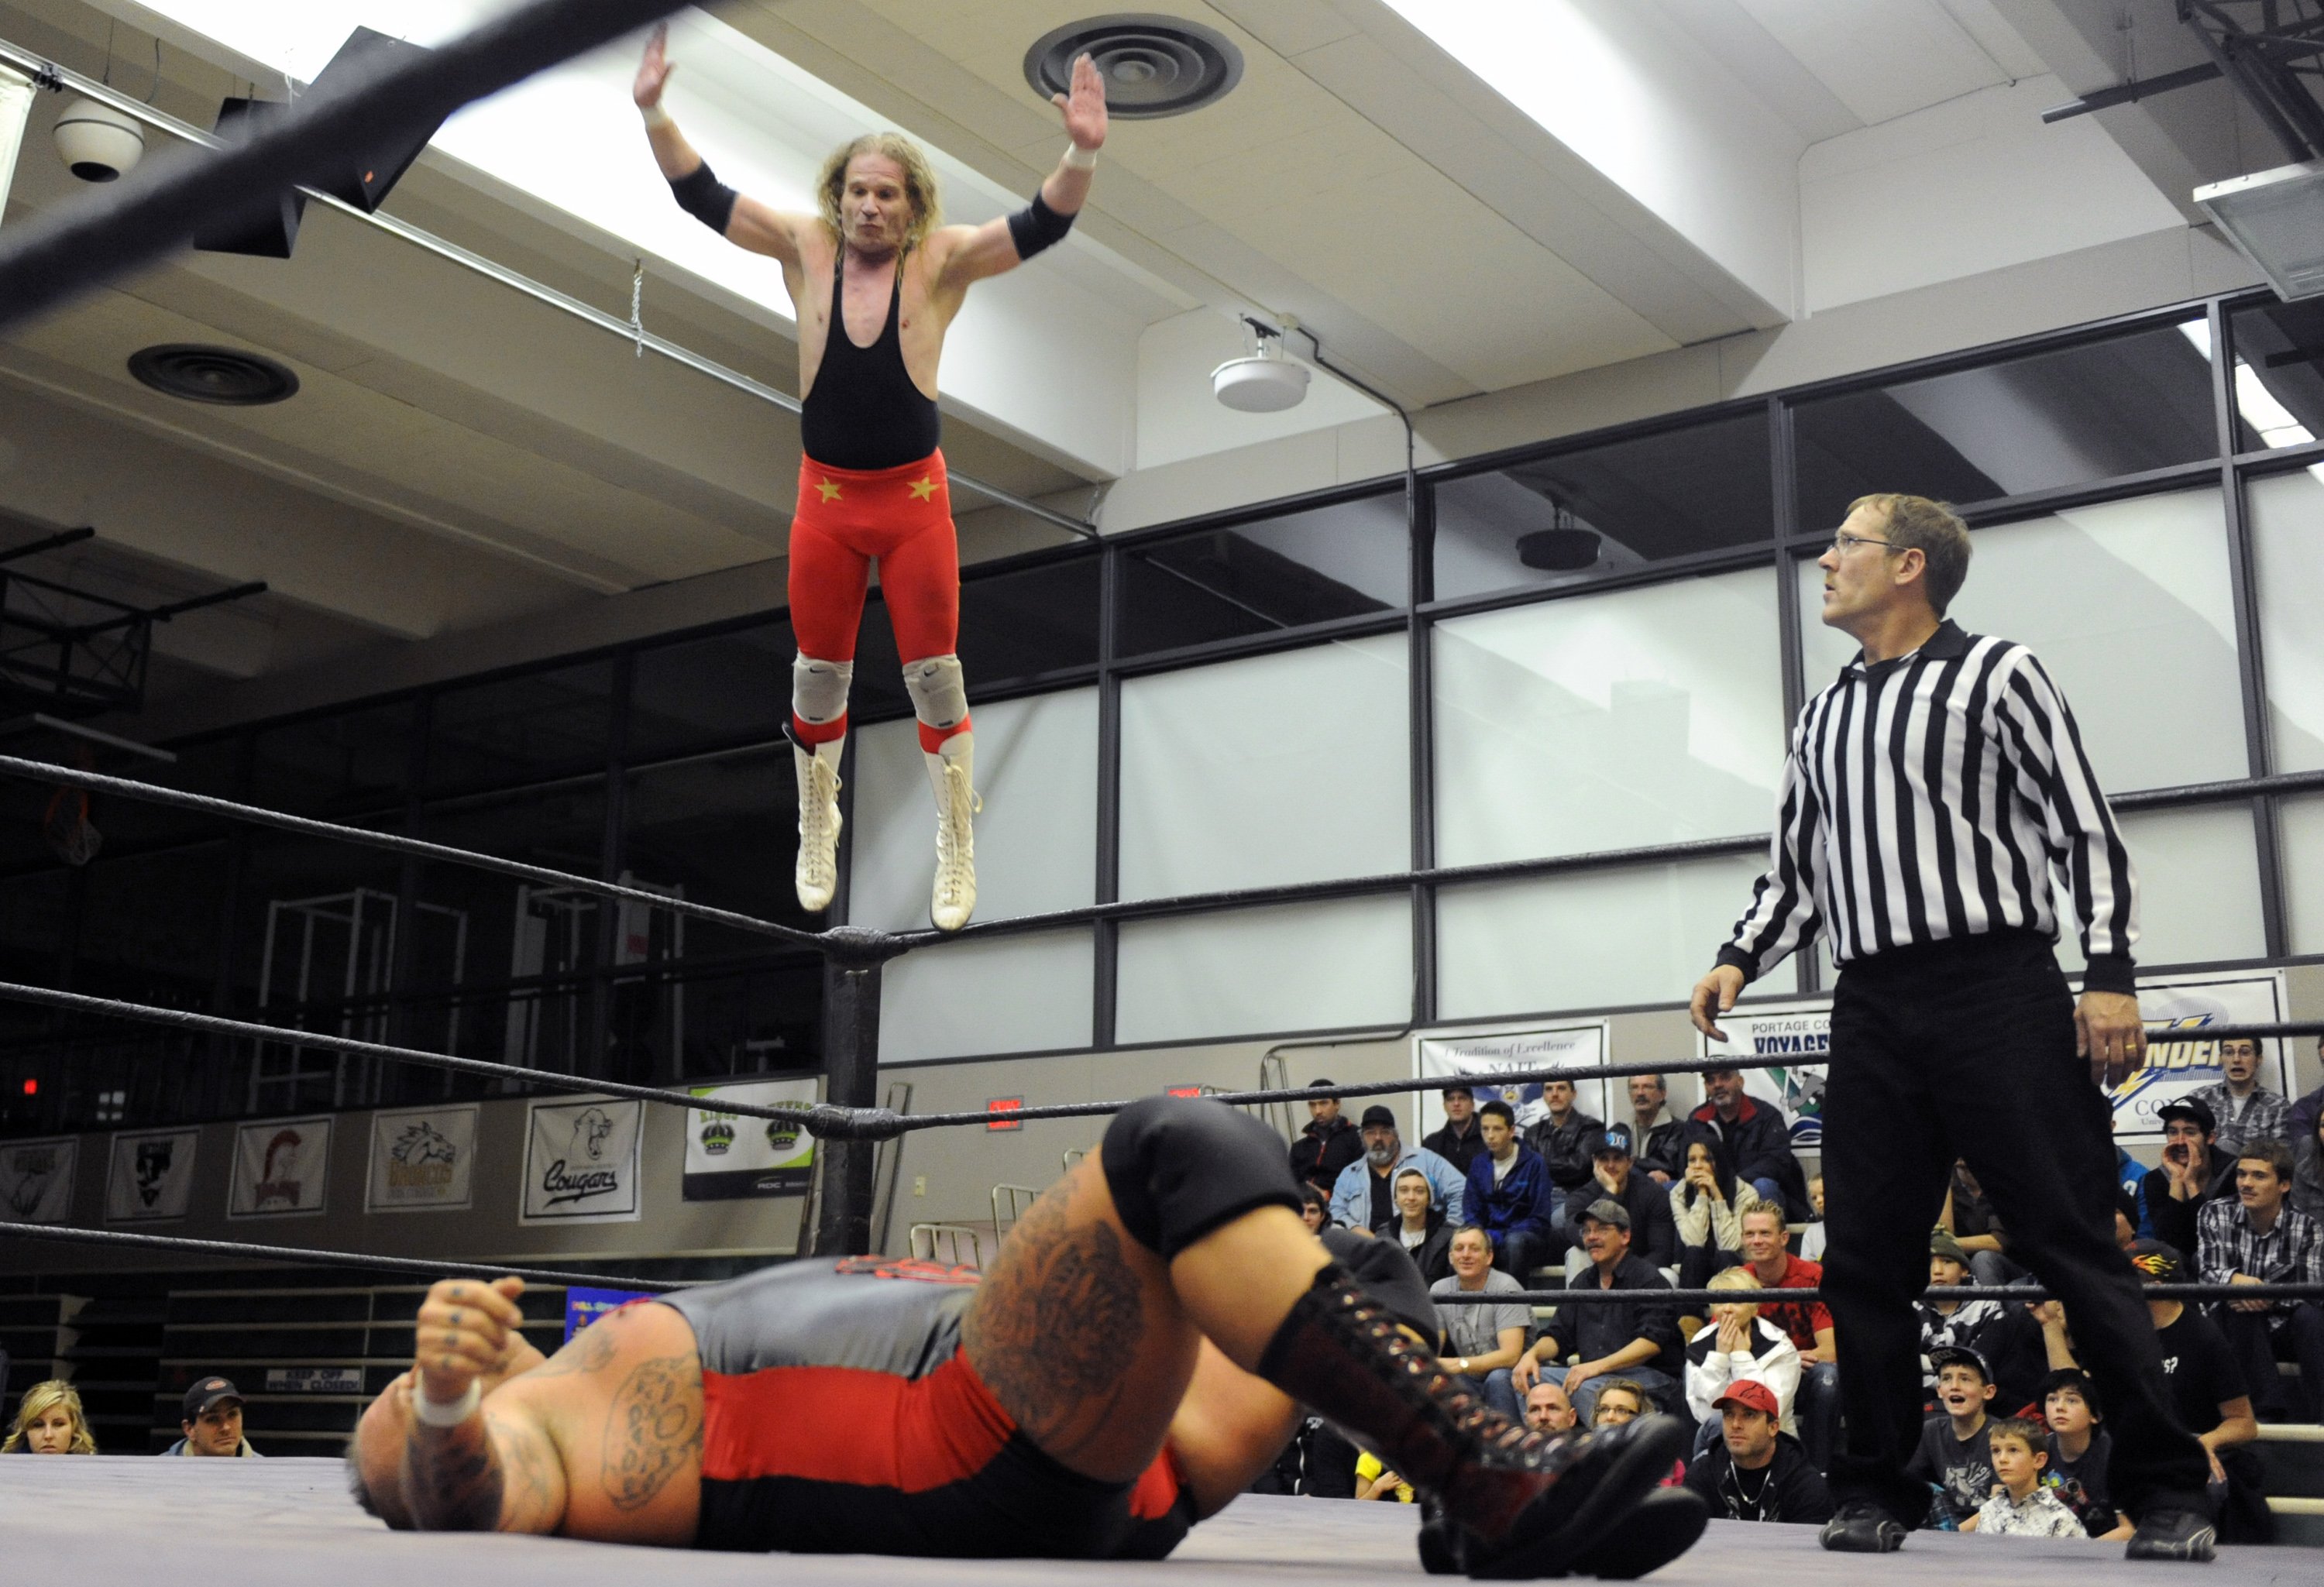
[669,161,738,235]
[2081,953,2136,997]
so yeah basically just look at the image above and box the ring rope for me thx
[0,1219,687,1290]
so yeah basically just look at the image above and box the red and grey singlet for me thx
[657,1257,1193,1558]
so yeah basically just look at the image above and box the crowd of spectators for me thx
[1276,1051,2324,1544]
[2,1373,260,1458]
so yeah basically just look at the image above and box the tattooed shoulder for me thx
[600,1353,703,1513]
[961,1190,1144,1451]
[531,1322,621,1379]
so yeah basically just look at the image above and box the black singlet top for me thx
[799,249,942,470]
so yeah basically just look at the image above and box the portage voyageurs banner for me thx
[0,1135,76,1225]
[521,1096,642,1224]
[105,1128,198,1221]
[1697,999,1831,1150]
[229,1115,332,1218]
[1414,1023,1611,1139]
[682,1078,820,1201]
[366,1105,480,1213]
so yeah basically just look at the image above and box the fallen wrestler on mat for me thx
[348,1097,1703,1577]
[634,25,1109,932]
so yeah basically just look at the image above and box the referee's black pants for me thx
[1819,929,2211,1525]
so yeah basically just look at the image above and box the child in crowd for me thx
[1353,1449,1414,1503]
[1798,1175,1827,1262]
[1965,1417,2085,1537]
[2040,1369,2131,1540]
[1904,1345,1998,1527]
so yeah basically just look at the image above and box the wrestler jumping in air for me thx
[348,1098,1701,1578]
[634,26,1104,930]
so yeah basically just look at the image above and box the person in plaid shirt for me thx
[2196,1138,2324,1422]
[2185,1039,2291,1159]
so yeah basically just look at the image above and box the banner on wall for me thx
[682,1078,820,1201]
[2111,969,2289,1139]
[229,1116,332,1218]
[366,1105,480,1213]
[1697,1000,1831,1149]
[521,1096,642,1224]
[105,1128,198,1221]
[565,1286,658,1342]
[1415,1023,1611,1139]
[0,1135,76,1225]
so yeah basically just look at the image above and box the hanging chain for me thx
[631,259,645,358]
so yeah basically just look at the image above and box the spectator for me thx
[1422,1085,1486,1177]
[1941,1161,2020,1287]
[1689,1067,1808,1217]
[1296,1182,1331,1235]
[1384,1166,1455,1282]
[2114,1190,2141,1252]
[1430,1225,1530,1420]
[1798,1173,1827,1263]
[2291,1037,2323,1189]
[1507,1199,1683,1426]
[1463,1099,1555,1278]
[1523,1377,1578,1434]
[2136,1098,2236,1254]
[1683,1381,1834,1524]
[1588,1379,1689,1489]
[1627,1073,1686,1184]
[2041,1369,2132,1540]
[1353,1449,1414,1503]
[2187,1039,2291,1159]
[2197,1137,2324,1424]
[2296,1105,2324,1223]
[2,1379,95,1454]
[166,1376,260,1457]
[1326,1104,1465,1233]
[1917,1228,2005,1402]
[2123,1240,2268,1543]
[1290,1079,1363,1195]
[1669,1123,1761,1291]
[1739,1202,1841,1473]
[1963,1416,2083,1537]
[1905,1345,1999,1528]
[1685,1266,1802,1439]
[1565,1124,1677,1273]
[1526,1077,1604,1204]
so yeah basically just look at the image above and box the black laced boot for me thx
[1257,1266,1686,1578]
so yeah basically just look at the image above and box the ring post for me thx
[814,928,896,1256]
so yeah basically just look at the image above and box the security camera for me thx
[54,97,146,182]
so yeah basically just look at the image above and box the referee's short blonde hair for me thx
[1851,493,1972,616]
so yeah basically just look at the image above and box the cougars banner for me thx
[682,1078,820,1201]
[2112,969,2288,1139]
[366,1105,480,1213]
[229,1115,332,1218]
[0,1135,76,1225]
[1697,998,1830,1150]
[105,1128,198,1221]
[1415,1022,1611,1138]
[521,1096,642,1224]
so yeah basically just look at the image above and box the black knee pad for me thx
[1102,1096,1301,1259]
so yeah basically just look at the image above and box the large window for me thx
[1113,493,1406,658]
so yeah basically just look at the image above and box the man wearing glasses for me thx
[1687,493,2214,1561]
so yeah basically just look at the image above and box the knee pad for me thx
[792,655,854,727]
[902,654,969,733]
[1101,1097,1302,1259]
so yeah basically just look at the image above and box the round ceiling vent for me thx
[127,344,299,406]
[1024,14,1244,119]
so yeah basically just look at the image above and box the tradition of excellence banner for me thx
[1414,1023,1611,1139]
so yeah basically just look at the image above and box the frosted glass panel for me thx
[2279,795,2324,954]
[880,929,1093,1062]
[1438,851,1770,1018]
[1435,569,1786,865]
[2052,805,2263,973]
[2249,469,2324,772]
[1116,895,1411,1044]
[1119,635,1409,899]
[850,689,1097,932]
[1797,488,2243,792]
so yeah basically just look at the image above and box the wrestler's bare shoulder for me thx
[504,1298,704,1545]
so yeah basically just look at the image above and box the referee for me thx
[1687,493,2215,1561]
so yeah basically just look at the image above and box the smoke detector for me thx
[1025,15,1244,119]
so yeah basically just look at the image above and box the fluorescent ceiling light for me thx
[2195,160,2324,302]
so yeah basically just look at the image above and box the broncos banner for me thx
[521,1095,642,1225]
[229,1115,332,1218]
[1697,998,1830,1149]
[105,1127,198,1221]
[366,1104,480,1213]
[0,1135,76,1225]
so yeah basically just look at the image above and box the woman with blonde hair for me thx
[4,1379,97,1454]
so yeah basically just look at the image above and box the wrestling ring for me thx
[0,0,2319,1576]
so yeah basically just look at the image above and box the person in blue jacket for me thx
[1329,1104,1466,1232]
[1466,1100,1558,1278]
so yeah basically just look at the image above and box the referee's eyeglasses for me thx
[1828,531,1900,555]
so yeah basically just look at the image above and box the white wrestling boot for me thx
[925,732,979,932]
[792,736,844,913]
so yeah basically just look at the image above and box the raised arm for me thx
[394,1278,567,1534]
[634,24,808,266]
[933,52,1107,289]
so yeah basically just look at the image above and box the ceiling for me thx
[0,0,2216,737]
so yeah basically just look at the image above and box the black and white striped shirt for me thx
[1717,620,2139,994]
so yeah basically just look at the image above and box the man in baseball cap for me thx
[1325,1101,1466,1235]
[1564,1122,1677,1270]
[2138,1099,2235,1257]
[1508,1196,1685,1426]
[1683,1378,1835,1523]
[167,1375,260,1457]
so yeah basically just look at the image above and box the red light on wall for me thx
[19,1078,34,1096]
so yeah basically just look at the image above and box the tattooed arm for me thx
[397,1276,568,1534]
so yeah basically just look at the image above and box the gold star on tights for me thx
[908,476,937,500]
[816,479,844,503]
